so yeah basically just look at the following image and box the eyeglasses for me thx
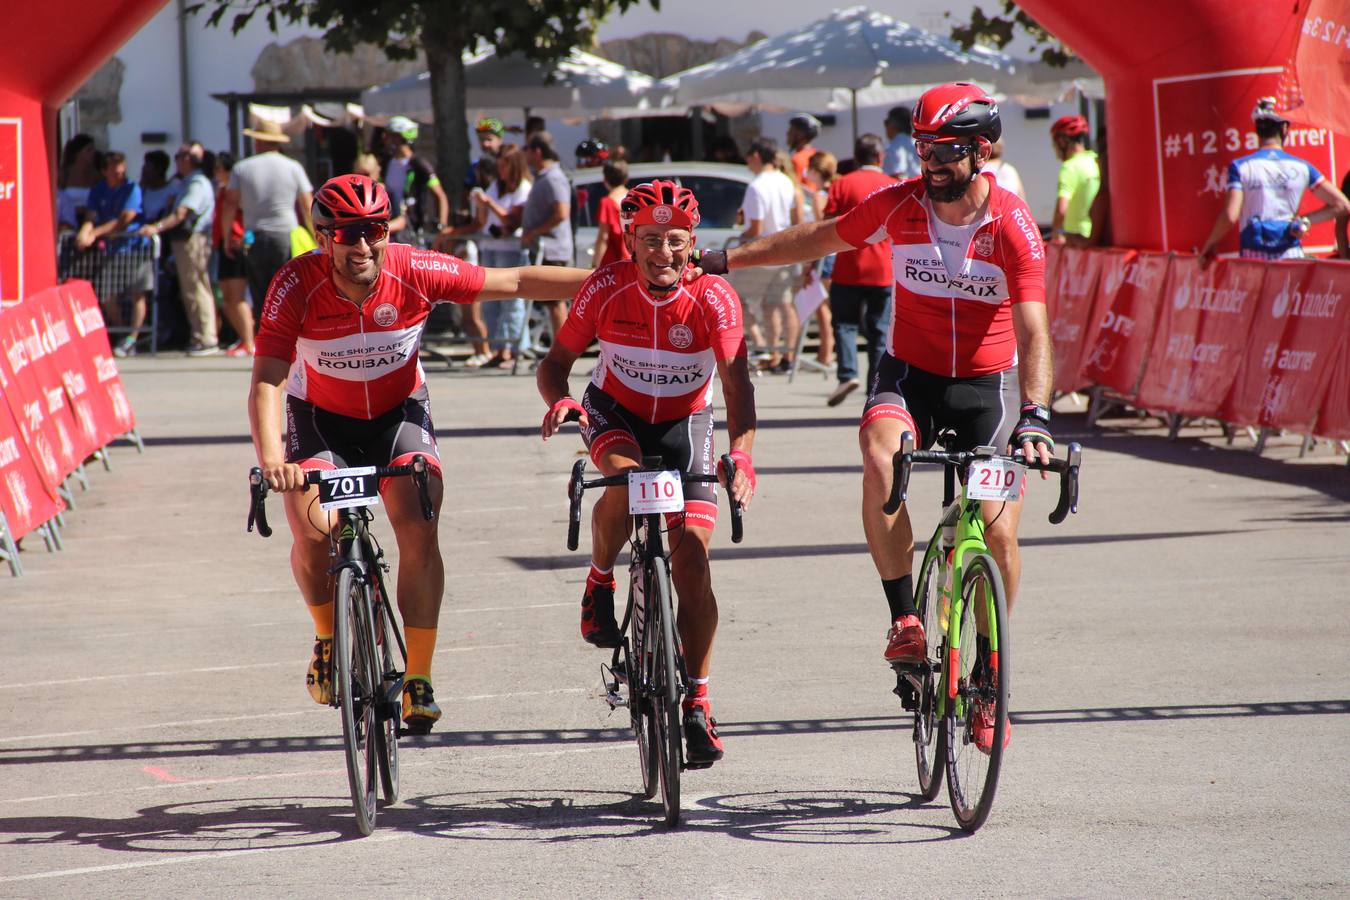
[915,141,974,164]
[637,235,691,253]
[322,222,389,245]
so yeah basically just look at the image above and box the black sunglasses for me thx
[322,221,389,245]
[915,141,974,164]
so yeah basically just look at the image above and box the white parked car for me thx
[569,161,753,269]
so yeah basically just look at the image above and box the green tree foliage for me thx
[948,2,1075,67]
[192,0,657,203]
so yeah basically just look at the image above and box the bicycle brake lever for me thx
[720,453,744,544]
[1048,443,1082,525]
[411,455,434,521]
[883,431,916,515]
[248,468,273,538]
[567,459,586,551]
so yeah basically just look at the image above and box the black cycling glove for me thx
[692,248,728,276]
[1011,402,1054,454]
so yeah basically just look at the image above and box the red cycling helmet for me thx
[1050,115,1090,139]
[312,174,390,229]
[911,82,1002,144]
[620,180,701,232]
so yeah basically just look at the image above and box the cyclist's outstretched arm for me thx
[537,343,588,439]
[477,265,589,302]
[726,219,850,271]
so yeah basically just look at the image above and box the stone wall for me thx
[596,31,766,78]
[252,37,424,92]
[72,57,125,151]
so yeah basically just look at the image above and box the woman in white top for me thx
[450,145,532,367]
[801,151,837,366]
[984,138,1025,200]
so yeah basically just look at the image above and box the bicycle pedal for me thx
[683,759,715,771]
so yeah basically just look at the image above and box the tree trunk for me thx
[424,34,469,211]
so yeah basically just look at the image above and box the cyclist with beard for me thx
[250,174,591,734]
[691,84,1051,746]
[536,181,758,768]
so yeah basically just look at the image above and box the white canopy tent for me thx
[659,6,1019,138]
[362,47,673,121]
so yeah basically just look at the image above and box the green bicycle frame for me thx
[917,484,1000,720]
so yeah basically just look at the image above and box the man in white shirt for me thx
[733,138,800,371]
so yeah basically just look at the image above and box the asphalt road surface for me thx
[2,354,1347,897]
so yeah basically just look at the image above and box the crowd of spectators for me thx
[55,130,288,358]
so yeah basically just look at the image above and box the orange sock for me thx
[307,600,334,639]
[405,626,437,682]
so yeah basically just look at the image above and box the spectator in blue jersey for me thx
[1199,97,1350,266]
[77,151,153,356]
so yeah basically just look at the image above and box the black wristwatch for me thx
[1021,402,1052,424]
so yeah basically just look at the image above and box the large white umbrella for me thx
[362,48,669,120]
[661,5,1018,136]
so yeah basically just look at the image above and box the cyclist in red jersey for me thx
[690,84,1054,749]
[249,173,590,733]
[536,181,758,767]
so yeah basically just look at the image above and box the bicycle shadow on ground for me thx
[0,796,377,857]
[399,787,961,845]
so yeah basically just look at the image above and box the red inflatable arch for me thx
[0,1,167,305]
[1018,1,1337,253]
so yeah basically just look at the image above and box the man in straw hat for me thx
[218,118,315,318]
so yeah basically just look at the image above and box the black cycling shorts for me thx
[861,353,1019,452]
[285,385,442,485]
[579,384,718,531]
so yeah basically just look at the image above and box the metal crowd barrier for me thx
[57,232,162,354]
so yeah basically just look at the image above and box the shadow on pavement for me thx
[4,701,1345,768]
[0,788,959,861]
[504,528,1252,570]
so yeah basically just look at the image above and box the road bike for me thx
[885,431,1081,832]
[247,456,434,835]
[564,454,743,827]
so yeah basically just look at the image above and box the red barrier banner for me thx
[1135,257,1265,416]
[41,285,116,451]
[0,378,63,540]
[14,288,99,464]
[1314,335,1350,439]
[1080,251,1173,398]
[59,280,135,437]
[1222,260,1350,431]
[1049,247,1106,393]
[0,303,79,490]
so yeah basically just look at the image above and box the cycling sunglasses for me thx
[915,140,974,164]
[322,221,389,245]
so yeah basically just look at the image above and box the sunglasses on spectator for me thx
[322,222,389,245]
[915,141,974,164]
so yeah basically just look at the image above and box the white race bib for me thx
[628,470,684,515]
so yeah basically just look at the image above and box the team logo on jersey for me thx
[372,303,398,327]
[668,323,694,349]
[652,205,674,225]
[973,232,995,257]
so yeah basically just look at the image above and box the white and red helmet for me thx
[620,180,701,233]
[912,82,1002,144]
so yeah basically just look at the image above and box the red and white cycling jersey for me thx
[555,260,746,423]
[255,243,485,419]
[836,173,1045,377]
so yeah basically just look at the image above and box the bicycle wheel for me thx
[913,545,948,802]
[944,552,1009,833]
[373,580,402,804]
[648,557,682,827]
[627,624,659,800]
[335,567,380,835]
